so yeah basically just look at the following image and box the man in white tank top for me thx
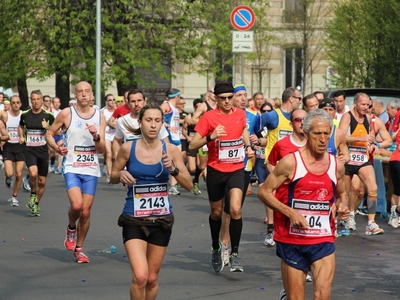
[1,96,23,206]
[46,81,106,264]
[101,94,116,182]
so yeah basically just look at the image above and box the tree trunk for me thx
[55,72,70,109]
[16,76,29,110]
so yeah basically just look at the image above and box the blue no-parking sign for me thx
[230,5,255,31]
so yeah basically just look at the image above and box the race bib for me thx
[290,199,332,237]
[26,129,46,146]
[133,183,171,217]
[278,129,292,140]
[218,138,245,163]
[72,146,98,167]
[256,147,265,159]
[8,126,19,142]
[348,146,367,166]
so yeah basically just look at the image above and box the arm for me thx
[108,116,117,129]
[0,121,9,141]
[190,103,206,125]
[335,128,350,164]
[242,127,254,159]
[93,113,106,154]
[182,115,192,142]
[375,118,392,149]
[46,109,69,155]
[110,142,136,185]
[112,136,123,159]
[335,160,350,220]
[258,155,309,228]
[164,143,193,191]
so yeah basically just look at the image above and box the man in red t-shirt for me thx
[189,81,254,273]
[259,109,349,300]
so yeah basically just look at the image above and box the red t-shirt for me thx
[195,107,246,173]
[112,105,131,119]
[274,151,337,245]
[268,135,304,166]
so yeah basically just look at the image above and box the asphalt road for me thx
[1,171,399,300]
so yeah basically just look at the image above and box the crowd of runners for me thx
[1,81,400,300]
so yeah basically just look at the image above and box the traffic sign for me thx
[230,5,256,31]
[232,31,254,53]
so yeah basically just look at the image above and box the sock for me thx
[209,215,221,250]
[349,211,355,217]
[229,218,243,254]
[68,224,76,230]
[267,224,274,232]
[193,166,202,184]
[50,156,56,165]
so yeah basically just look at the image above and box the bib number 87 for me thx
[228,149,238,157]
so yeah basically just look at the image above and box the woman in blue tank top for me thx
[110,103,192,300]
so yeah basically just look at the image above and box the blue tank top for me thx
[122,140,172,216]
[326,124,337,156]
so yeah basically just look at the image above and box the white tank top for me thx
[101,107,116,136]
[63,106,101,177]
[164,101,180,142]
[6,111,22,144]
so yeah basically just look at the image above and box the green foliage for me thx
[325,0,400,89]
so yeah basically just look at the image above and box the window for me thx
[284,48,303,89]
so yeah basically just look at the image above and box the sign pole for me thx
[241,53,244,84]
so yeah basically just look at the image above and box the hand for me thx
[289,209,309,228]
[337,203,350,220]
[246,146,255,159]
[162,151,175,172]
[363,134,375,144]
[57,146,68,156]
[19,137,25,144]
[249,134,259,145]
[42,118,48,130]
[85,123,97,138]
[120,170,136,185]
[211,124,227,139]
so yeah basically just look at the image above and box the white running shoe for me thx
[7,197,19,207]
[388,205,399,229]
[264,230,275,246]
[344,215,356,230]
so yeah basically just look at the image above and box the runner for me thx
[189,81,254,273]
[1,96,22,206]
[18,90,55,216]
[110,102,192,300]
[46,81,105,263]
[101,94,116,182]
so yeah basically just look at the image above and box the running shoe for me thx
[31,203,40,217]
[211,242,223,273]
[5,177,12,188]
[365,222,384,235]
[263,217,268,224]
[222,244,229,266]
[306,273,312,282]
[191,183,201,195]
[355,209,367,216]
[74,247,89,263]
[26,193,37,209]
[0,160,4,170]
[49,165,55,173]
[344,215,356,231]
[64,226,77,251]
[54,167,62,174]
[278,289,287,300]
[388,205,399,229]
[264,230,275,246]
[229,253,244,272]
[168,185,180,196]
[7,196,19,207]
[22,177,31,192]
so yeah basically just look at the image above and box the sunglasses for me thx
[11,102,20,104]
[217,95,234,100]
[262,109,271,113]
[292,96,302,101]
[293,117,304,123]
[107,98,115,101]
[369,104,373,109]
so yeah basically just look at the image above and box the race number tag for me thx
[256,147,265,159]
[278,129,292,140]
[133,183,171,217]
[26,129,46,146]
[290,199,332,237]
[72,146,98,167]
[8,127,19,142]
[348,146,367,166]
[218,138,245,163]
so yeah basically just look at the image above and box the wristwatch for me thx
[93,134,101,142]
[170,167,180,176]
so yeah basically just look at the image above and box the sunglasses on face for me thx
[293,117,304,123]
[107,98,115,101]
[369,104,373,109]
[218,95,234,100]
[262,109,271,113]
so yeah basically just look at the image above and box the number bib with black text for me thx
[26,129,46,146]
[8,127,19,142]
[218,138,245,163]
[290,199,332,237]
[348,146,367,166]
[72,146,98,167]
[278,129,292,140]
[133,183,171,217]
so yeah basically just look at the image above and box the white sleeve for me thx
[114,118,124,140]
[158,125,169,140]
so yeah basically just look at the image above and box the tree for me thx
[325,0,400,89]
